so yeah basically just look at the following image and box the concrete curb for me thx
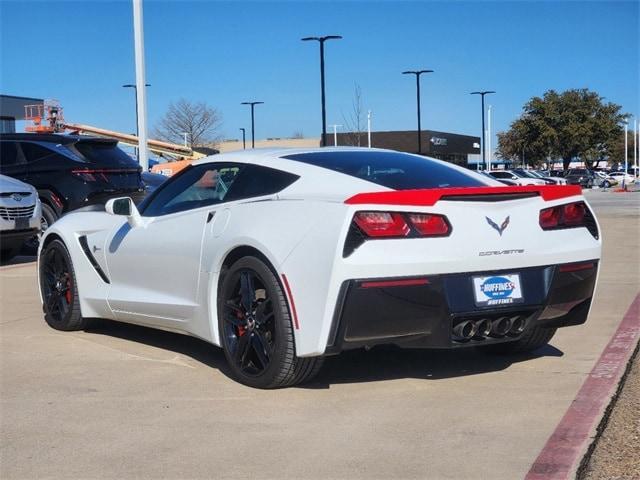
[525,293,640,480]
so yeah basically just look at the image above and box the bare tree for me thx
[154,99,222,147]
[342,83,365,146]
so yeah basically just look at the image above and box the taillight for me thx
[407,213,450,236]
[539,201,588,231]
[353,211,451,238]
[354,212,410,237]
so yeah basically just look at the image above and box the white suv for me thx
[0,175,41,262]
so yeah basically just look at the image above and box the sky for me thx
[1,0,639,146]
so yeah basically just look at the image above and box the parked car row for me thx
[0,133,166,261]
[490,167,635,189]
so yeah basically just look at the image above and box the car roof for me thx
[0,133,111,145]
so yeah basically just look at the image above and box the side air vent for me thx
[78,235,110,284]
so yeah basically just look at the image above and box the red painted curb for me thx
[525,293,640,480]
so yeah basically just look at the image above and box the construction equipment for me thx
[24,101,208,176]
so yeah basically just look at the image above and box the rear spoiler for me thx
[344,185,582,206]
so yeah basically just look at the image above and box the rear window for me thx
[283,151,486,189]
[74,142,139,169]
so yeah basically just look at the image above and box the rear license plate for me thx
[473,273,524,307]
[15,218,29,230]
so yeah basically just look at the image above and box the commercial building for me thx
[323,129,481,167]
[0,95,43,133]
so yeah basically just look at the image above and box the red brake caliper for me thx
[65,275,72,303]
[236,311,247,337]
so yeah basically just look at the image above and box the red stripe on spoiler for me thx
[344,185,582,206]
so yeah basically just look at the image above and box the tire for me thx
[218,256,323,389]
[603,180,610,188]
[41,203,58,232]
[479,326,557,355]
[39,239,87,331]
[24,203,58,253]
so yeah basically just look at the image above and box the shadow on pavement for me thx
[84,318,230,376]
[305,343,563,388]
[83,318,563,387]
[0,255,37,267]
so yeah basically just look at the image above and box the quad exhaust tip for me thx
[474,318,492,338]
[453,316,527,342]
[508,316,526,335]
[453,320,478,340]
[489,317,513,337]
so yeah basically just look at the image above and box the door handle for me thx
[206,211,215,223]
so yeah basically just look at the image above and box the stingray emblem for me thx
[486,216,510,236]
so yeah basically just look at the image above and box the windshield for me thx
[512,169,537,179]
[283,151,488,189]
[74,141,140,169]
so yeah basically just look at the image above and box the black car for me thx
[564,168,595,188]
[141,171,168,196]
[0,133,144,230]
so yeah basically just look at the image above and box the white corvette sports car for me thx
[38,148,601,388]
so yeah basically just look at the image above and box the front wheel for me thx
[218,256,323,389]
[39,239,87,331]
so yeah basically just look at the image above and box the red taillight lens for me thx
[562,202,585,226]
[539,201,588,230]
[407,213,450,236]
[354,212,410,237]
[539,206,561,228]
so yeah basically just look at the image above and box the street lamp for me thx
[301,35,342,147]
[123,83,150,161]
[241,101,264,148]
[239,128,246,150]
[402,70,433,154]
[470,90,496,171]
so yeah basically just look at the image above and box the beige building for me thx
[216,137,320,153]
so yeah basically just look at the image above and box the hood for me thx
[0,174,36,193]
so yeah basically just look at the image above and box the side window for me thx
[225,164,299,201]
[142,163,242,217]
[19,142,57,163]
[0,141,23,166]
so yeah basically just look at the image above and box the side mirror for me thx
[105,197,142,228]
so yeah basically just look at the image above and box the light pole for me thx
[239,128,246,149]
[329,124,342,146]
[241,101,264,148]
[470,90,496,171]
[402,69,433,154]
[181,132,190,147]
[367,110,372,148]
[624,121,628,189]
[123,83,150,161]
[301,35,342,147]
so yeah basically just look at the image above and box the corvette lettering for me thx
[478,249,525,256]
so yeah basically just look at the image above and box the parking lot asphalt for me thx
[1,191,639,480]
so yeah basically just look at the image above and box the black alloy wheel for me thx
[39,239,86,331]
[222,268,275,376]
[218,256,324,389]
